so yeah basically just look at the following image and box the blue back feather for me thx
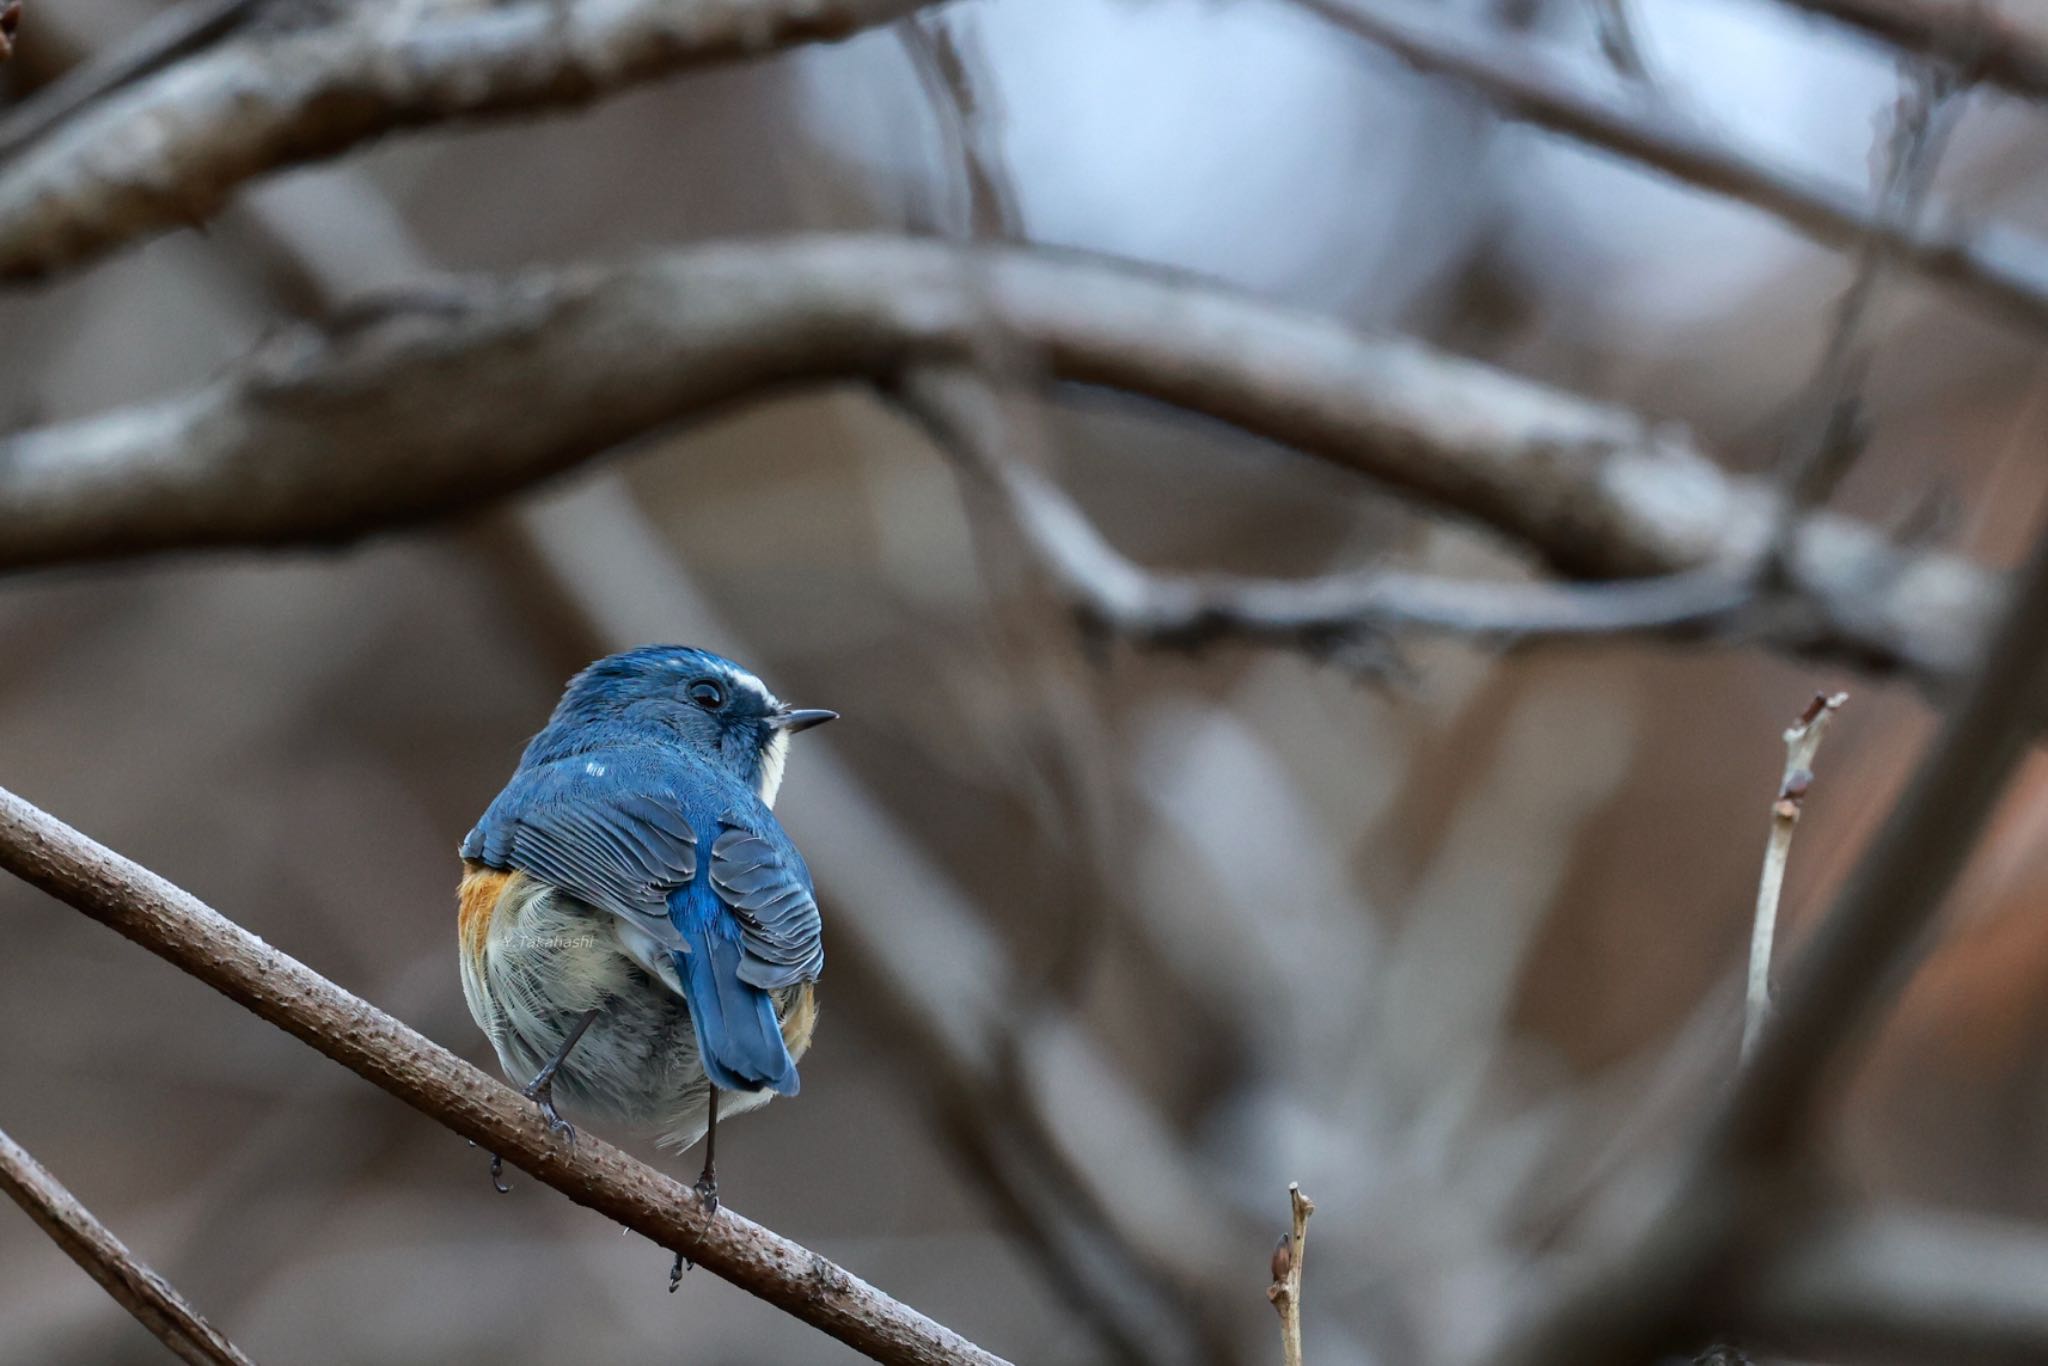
[461,707,821,1095]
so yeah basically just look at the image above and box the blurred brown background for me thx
[2,1,2047,1363]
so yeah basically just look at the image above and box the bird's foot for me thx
[693,1171,720,1218]
[467,1139,511,1193]
[669,1251,688,1292]
[520,1077,577,1143]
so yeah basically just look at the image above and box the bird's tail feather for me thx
[675,931,799,1096]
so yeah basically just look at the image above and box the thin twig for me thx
[0,785,1012,1366]
[893,32,1242,1365]
[1266,1184,1316,1366]
[1742,690,1847,1061]
[1585,0,1656,87]
[0,0,255,159]
[1771,0,2048,103]
[896,367,1752,679]
[1290,0,2048,333]
[0,1124,255,1366]
[1769,61,1963,547]
[1484,442,2048,1366]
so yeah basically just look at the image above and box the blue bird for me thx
[456,645,833,1280]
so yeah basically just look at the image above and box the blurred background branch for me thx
[0,1126,254,1366]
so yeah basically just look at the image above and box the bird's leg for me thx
[669,1086,721,1291]
[696,1085,720,1211]
[520,1008,598,1142]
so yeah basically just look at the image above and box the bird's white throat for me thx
[757,728,790,808]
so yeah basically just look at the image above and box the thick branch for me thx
[0,234,2000,695]
[1292,0,2048,334]
[0,1126,254,1366]
[0,0,941,280]
[0,784,1011,1366]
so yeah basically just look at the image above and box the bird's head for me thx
[543,645,835,805]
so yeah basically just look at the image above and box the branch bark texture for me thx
[0,1126,255,1366]
[0,783,1012,1366]
[0,0,942,280]
[0,234,2000,695]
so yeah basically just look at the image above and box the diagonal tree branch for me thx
[1291,0,2048,334]
[0,784,1012,1366]
[0,0,945,281]
[0,1125,256,1366]
[0,234,2001,695]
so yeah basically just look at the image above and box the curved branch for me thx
[895,365,1753,677]
[0,1126,255,1366]
[0,235,2000,691]
[0,784,1011,1366]
[0,0,942,280]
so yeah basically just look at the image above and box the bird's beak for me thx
[772,708,839,733]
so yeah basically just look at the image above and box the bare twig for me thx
[1742,691,1848,1061]
[0,234,2002,695]
[896,366,1751,679]
[1585,0,1656,87]
[1266,1185,1316,1366]
[1770,62,1962,542]
[0,1125,255,1366]
[1771,0,2048,103]
[0,785,1011,1366]
[1484,457,2048,1366]
[0,0,944,280]
[884,41,1248,1363]
[0,0,255,159]
[1291,0,2048,334]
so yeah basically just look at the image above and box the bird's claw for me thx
[693,1173,720,1218]
[468,1139,511,1193]
[669,1252,688,1291]
[521,1079,577,1144]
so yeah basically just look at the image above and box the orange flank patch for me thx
[780,981,819,1061]
[458,865,515,959]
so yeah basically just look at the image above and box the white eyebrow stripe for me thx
[727,668,776,709]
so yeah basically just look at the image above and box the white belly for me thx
[461,876,773,1150]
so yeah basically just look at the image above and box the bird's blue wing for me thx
[459,754,696,951]
[662,808,822,1097]
[708,810,825,989]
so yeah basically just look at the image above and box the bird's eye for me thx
[687,679,726,710]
